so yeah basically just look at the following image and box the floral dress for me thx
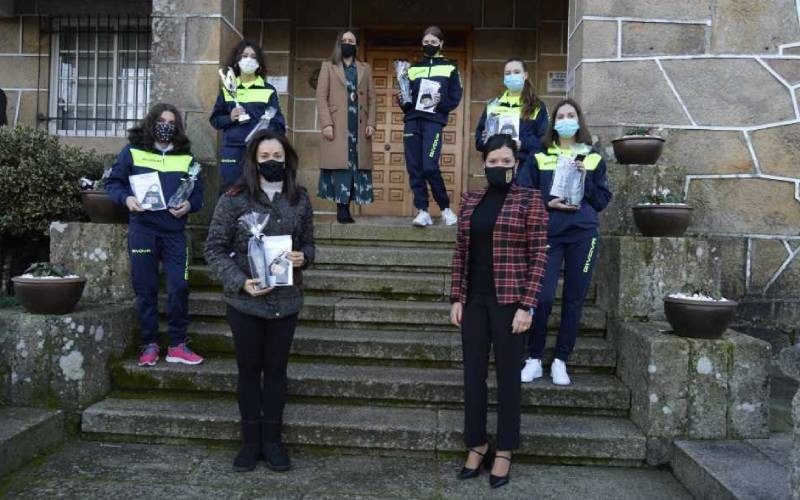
[317,62,374,205]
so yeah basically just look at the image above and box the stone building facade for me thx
[0,0,797,330]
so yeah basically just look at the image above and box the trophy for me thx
[218,67,250,122]
[393,60,412,106]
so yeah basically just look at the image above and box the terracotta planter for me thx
[664,295,738,339]
[81,190,128,224]
[11,276,86,315]
[632,204,692,237]
[612,135,665,164]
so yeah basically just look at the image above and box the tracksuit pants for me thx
[527,234,599,362]
[403,118,450,211]
[219,145,246,193]
[128,224,189,347]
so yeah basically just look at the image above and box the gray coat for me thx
[203,188,315,319]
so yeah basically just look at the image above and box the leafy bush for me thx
[640,186,686,205]
[624,127,656,136]
[0,126,107,238]
[22,262,74,277]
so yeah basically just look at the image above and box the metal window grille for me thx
[39,15,151,137]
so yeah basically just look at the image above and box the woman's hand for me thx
[168,200,191,218]
[322,125,334,141]
[511,308,532,334]
[243,279,274,297]
[230,106,245,121]
[548,197,579,211]
[450,302,463,327]
[287,251,305,268]
[365,126,375,138]
[125,196,145,213]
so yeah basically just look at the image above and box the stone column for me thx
[149,0,244,222]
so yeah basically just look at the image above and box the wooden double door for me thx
[360,48,466,217]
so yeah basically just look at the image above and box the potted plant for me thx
[664,286,738,339]
[612,127,665,164]
[632,187,692,237]
[11,262,86,315]
[80,168,128,224]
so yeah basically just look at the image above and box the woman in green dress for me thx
[316,30,376,223]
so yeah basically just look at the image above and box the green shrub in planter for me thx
[0,126,107,238]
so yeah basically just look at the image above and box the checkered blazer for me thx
[449,185,549,309]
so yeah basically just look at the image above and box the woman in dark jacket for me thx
[449,134,549,489]
[204,130,314,473]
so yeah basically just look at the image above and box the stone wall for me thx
[569,0,800,330]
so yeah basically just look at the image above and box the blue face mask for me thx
[503,74,525,92]
[554,118,580,138]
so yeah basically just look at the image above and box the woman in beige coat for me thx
[316,30,376,223]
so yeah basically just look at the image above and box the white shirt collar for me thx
[259,179,283,201]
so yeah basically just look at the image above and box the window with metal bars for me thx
[42,16,151,137]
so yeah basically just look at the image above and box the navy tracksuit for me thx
[105,144,204,347]
[515,145,612,361]
[209,75,286,190]
[401,55,463,210]
[475,91,549,164]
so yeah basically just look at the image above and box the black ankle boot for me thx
[232,420,261,472]
[262,420,291,472]
[336,203,355,224]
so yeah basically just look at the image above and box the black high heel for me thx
[457,446,493,480]
[489,455,512,489]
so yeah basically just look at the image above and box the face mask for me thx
[258,160,285,182]
[554,118,580,138]
[422,44,440,57]
[238,57,260,75]
[341,43,357,58]
[504,74,525,93]
[484,166,514,188]
[153,122,176,143]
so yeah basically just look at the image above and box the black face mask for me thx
[484,167,514,188]
[341,43,357,58]
[153,122,176,143]
[258,160,285,182]
[422,44,440,57]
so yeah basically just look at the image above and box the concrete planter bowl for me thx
[663,296,738,339]
[632,204,692,237]
[612,135,665,164]
[11,276,87,315]
[81,190,128,224]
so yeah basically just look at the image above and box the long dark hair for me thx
[504,58,543,119]
[127,103,190,153]
[481,133,519,161]
[330,30,358,65]
[542,98,593,149]
[231,130,303,205]
[226,39,267,79]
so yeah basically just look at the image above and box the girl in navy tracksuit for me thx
[210,39,286,191]
[106,103,205,367]
[515,98,612,386]
[475,58,548,163]
[398,26,463,227]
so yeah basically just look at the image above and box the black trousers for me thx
[461,294,523,450]
[226,305,298,424]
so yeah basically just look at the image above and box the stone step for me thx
[175,293,608,333]
[179,322,617,369]
[0,407,64,478]
[314,244,454,272]
[672,437,793,500]
[81,397,646,464]
[112,359,630,412]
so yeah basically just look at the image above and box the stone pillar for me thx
[779,346,800,499]
[149,0,244,222]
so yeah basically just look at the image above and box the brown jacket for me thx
[316,60,376,170]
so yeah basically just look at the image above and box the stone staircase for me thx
[81,217,646,465]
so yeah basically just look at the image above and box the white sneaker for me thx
[550,358,571,386]
[441,208,458,226]
[412,210,433,227]
[520,358,543,383]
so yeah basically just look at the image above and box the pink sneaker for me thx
[166,343,204,365]
[138,343,159,367]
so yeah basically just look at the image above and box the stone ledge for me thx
[0,407,64,478]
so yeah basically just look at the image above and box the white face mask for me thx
[238,57,260,75]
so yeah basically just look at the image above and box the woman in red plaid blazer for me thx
[449,134,548,489]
